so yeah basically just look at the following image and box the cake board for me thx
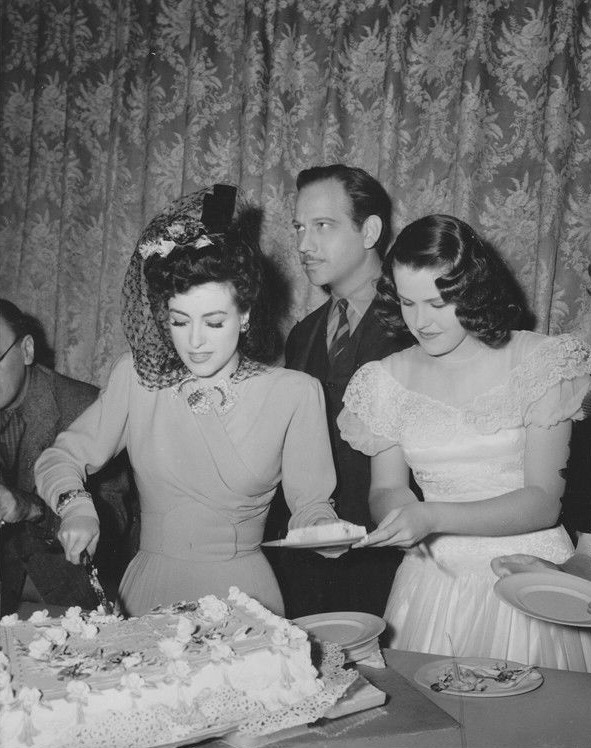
[216,666,460,748]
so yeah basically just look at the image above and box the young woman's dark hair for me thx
[144,216,280,365]
[296,164,393,258]
[375,214,528,347]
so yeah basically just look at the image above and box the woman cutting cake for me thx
[34,185,339,617]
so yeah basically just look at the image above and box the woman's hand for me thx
[311,518,352,559]
[354,503,433,549]
[58,515,100,564]
[490,554,560,578]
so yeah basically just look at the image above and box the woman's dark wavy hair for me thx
[375,214,529,348]
[144,209,281,364]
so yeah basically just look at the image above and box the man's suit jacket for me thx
[264,297,413,617]
[284,297,412,523]
[0,364,135,615]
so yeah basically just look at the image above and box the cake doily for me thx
[55,641,356,748]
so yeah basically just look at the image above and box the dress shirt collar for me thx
[329,274,379,333]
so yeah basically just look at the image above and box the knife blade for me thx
[80,550,115,614]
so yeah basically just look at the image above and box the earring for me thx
[240,320,250,333]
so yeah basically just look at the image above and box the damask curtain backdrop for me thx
[0,0,590,385]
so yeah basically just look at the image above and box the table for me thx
[234,649,591,748]
[382,649,591,748]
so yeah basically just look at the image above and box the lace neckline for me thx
[175,357,267,414]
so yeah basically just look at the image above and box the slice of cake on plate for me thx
[285,520,367,544]
[0,587,356,748]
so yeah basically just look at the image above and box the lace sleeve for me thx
[519,335,591,427]
[337,362,402,456]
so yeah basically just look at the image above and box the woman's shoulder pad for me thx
[268,366,320,387]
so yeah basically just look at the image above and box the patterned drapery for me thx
[1,0,590,385]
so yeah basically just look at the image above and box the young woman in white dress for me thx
[337,214,591,671]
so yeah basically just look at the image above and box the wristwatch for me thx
[56,489,93,517]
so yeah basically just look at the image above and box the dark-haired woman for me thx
[338,214,591,670]
[34,186,338,617]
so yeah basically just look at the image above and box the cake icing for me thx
[286,521,367,544]
[0,587,355,748]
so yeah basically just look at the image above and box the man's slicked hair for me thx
[296,164,393,258]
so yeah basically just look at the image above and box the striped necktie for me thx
[582,388,591,419]
[328,298,350,364]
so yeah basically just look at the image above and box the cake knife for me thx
[80,550,115,614]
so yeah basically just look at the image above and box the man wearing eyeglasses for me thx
[0,299,134,616]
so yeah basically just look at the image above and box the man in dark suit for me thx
[0,299,135,615]
[265,164,413,618]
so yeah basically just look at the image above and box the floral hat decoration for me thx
[121,184,241,389]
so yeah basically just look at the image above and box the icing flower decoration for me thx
[79,622,99,640]
[61,612,85,635]
[120,672,146,696]
[28,610,49,624]
[44,627,68,647]
[0,685,15,708]
[120,672,153,711]
[0,614,18,627]
[198,595,228,623]
[18,687,42,710]
[17,687,43,744]
[65,606,82,619]
[175,615,195,644]
[166,659,191,684]
[158,637,186,660]
[121,653,143,669]
[66,680,90,725]
[207,639,234,663]
[0,669,11,690]
[28,637,52,660]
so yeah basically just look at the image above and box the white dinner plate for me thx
[494,571,591,627]
[414,657,543,697]
[293,611,385,661]
[262,535,365,550]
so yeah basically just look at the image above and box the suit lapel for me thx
[288,301,330,374]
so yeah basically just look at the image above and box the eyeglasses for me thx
[0,337,20,363]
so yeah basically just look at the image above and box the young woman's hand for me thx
[354,503,433,549]
[58,515,100,564]
[490,553,561,578]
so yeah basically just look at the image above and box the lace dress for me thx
[338,331,591,671]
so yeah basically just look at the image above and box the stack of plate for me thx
[293,612,386,664]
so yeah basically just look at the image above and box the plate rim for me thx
[292,611,386,649]
[494,571,591,627]
[414,656,544,698]
[262,535,365,549]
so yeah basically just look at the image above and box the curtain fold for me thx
[1,0,590,386]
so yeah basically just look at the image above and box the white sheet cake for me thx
[0,587,355,748]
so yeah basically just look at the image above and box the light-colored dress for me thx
[338,331,591,671]
[35,353,337,617]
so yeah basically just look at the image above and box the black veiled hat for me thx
[121,184,245,389]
